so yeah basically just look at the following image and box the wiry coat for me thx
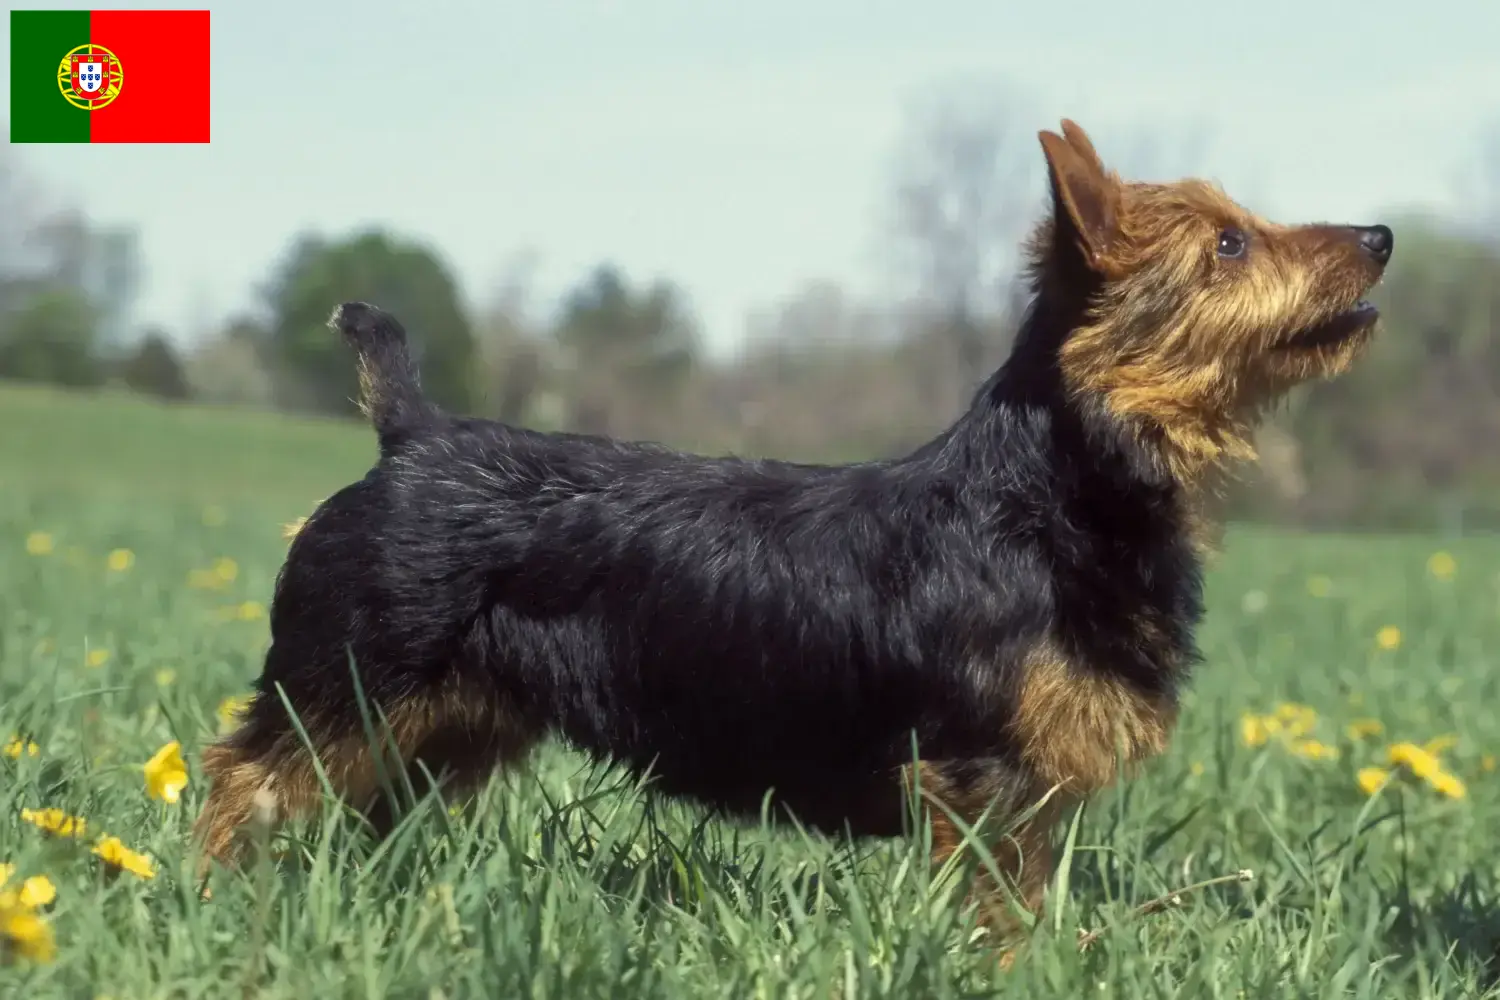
[195,120,1391,944]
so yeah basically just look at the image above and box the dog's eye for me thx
[1216,228,1248,259]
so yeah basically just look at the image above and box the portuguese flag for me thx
[9,9,211,143]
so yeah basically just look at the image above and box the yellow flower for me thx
[1190,761,1205,776]
[1482,754,1496,774]
[0,872,57,910]
[1387,742,1442,780]
[212,557,238,583]
[1423,734,1459,756]
[1292,739,1339,761]
[216,694,253,733]
[105,548,134,572]
[0,895,55,962]
[201,505,227,527]
[85,649,110,669]
[92,837,155,880]
[235,600,266,621]
[1275,702,1318,737]
[187,569,221,589]
[1306,575,1333,598]
[154,668,176,688]
[1345,719,1384,741]
[1429,771,1467,800]
[24,532,53,557]
[3,737,38,759]
[1375,626,1402,651]
[1426,550,1456,581]
[282,517,309,540]
[1240,713,1270,748]
[20,808,86,839]
[1356,767,1390,796]
[143,741,188,804]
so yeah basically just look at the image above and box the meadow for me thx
[1,382,1498,998]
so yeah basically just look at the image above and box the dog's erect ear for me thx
[1059,119,1106,175]
[1039,123,1119,273]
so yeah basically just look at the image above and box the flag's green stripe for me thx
[9,10,92,143]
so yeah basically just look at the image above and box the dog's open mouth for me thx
[1277,301,1379,350]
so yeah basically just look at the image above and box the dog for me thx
[193,119,1391,946]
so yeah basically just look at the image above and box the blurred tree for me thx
[888,85,1038,384]
[552,264,698,436]
[185,316,276,406]
[260,230,476,417]
[0,286,103,387]
[120,328,189,401]
[476,248,552,426]
[26,210,142,347]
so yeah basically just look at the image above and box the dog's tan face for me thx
[1028,119,1391,474]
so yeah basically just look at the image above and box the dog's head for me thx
[1026,119,1391,476]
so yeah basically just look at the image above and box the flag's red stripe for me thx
[88,10,211,143]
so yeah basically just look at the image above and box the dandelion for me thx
[1483,754,1496,773]
[1345,719,1384,741]
[1423,734,1459,755]
[1429,771,1467,800]
[0,872,55,911]
[189,556,239,590]
[1190,761,1205,777]
[1240,713,1270,748]
[1357,767,1391,796]
[1275,702,1318,737]
[1306,575,1333,598]
[143,741,188,804]
[3,737,38,759]
[1292,739,1339,761]
[0,893,55,962]
[216,694,253,733]
[85,649,110,669]
[20,808,86,839]
[283,517,308,540]
[1375,626,1402,651]
[1427,550,1456,581]
[92,837,155,880]
[1387,742,1442,780]
[24,532,53,557]
[201,505,227,527]
[105,548,134,572]
[0,868,54,909]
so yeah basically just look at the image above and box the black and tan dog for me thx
[194,120,1391,942]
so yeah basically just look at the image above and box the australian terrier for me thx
[194,119,1392,945]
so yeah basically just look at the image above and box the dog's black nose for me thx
[1355,224,1393,264]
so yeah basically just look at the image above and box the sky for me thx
[4,0,1499,355]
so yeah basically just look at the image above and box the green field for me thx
[1,383,1498,998]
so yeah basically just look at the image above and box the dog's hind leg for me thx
[193,673,539,879]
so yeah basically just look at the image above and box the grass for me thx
[2,383,1499,997]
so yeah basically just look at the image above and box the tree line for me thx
[2,92,1498,532]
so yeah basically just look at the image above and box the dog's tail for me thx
[329,301,436,450]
